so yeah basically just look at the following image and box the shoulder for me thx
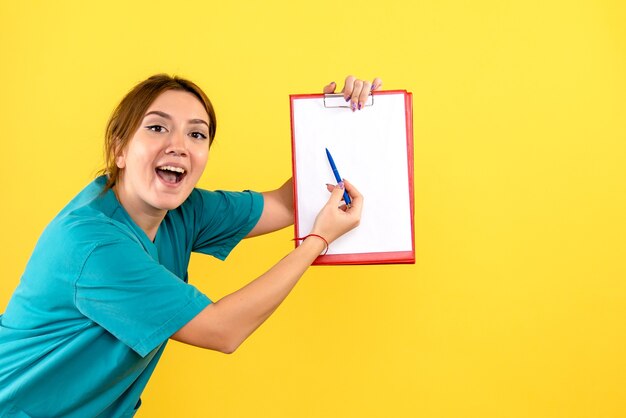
[46,176,139,246]
[41,178,140,258]
[21,200,140,293]
[34,213,138,270]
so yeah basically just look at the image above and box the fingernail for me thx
[351,102,356,112]
[370,84,375,91]
[345,96,350,102]
[358,103,362,110]
[325,183,333,188]
[337,181,345,189]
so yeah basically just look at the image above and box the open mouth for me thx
[156,165,187,184]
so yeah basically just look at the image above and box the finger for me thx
[342,179,361,200]
[327,182,347,207]
[342,75,356,101]
[371,77,383,91]
[341,179,363,213]
[323,81,336,94]
[357,80,372,110]
[327,183,349,208]
[349,79,364,112]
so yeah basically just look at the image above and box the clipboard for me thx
[290,90,415,265]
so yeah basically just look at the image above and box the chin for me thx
[151,192,190,211]
[150,180,197,211]
[158,196,188,211]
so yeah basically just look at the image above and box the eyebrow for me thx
[144,110,209,128]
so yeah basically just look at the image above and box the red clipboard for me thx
[290,90,415,265]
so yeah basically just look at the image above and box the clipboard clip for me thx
[323,93,374,108]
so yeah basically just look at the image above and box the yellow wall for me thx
[1,1,625,417]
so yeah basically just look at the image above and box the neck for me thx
[113,184,166,242]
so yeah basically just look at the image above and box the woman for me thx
[0,74,381,417]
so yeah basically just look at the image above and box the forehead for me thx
[146,89,209,121]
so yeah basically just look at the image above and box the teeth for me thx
[158,165,185,174]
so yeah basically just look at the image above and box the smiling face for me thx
[114,89,211,220]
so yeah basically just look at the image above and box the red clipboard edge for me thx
[312,250,415,266]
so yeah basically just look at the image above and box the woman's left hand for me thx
[323,75,383,111]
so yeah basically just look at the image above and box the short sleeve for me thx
[75,237,212,357]
[189,189,264,260]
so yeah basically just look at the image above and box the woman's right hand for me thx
[310,180,363,244]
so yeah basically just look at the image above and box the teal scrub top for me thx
[0,176,264,417]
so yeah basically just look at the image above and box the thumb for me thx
[327,182,346,206]
[322,81,336,94]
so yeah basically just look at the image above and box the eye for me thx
[146,125,167,133]
[190,131,208,140]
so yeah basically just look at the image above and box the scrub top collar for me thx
[99,183,161,263]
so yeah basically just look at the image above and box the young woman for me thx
[0,74,382,417]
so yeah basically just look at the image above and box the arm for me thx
[171,181,362,353]
[246,178,293,238]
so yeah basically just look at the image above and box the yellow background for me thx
[1,1,625,417]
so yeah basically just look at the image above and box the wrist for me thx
[293,234,329,256]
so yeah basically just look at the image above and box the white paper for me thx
[292,92,413,255]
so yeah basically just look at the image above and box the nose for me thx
[165,130,188,157]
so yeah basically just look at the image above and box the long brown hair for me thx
[101,74,216,190]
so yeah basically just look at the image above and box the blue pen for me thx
[325,148,352,207]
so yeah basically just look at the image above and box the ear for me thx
[112,138,126,169]
[114,142,127,169]
[115,155,126,169]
